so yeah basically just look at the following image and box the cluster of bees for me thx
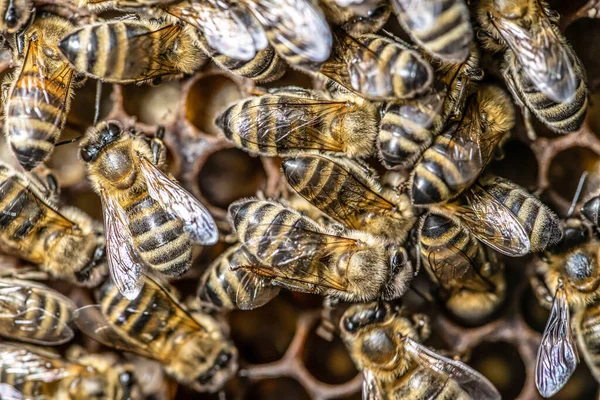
[0,0,595,398]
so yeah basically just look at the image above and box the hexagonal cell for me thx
[246,378,310,400]
[122,80,182,125]
[228,294,298,364]
[549,147,600,202]
[489,140,539,190]
[566,18,600,90]
[186,74,245,137]
[302,328,357,384]
[67,80,113,130]
[467,341,525,400]
[198,148,266,209]
[521,284,550,334]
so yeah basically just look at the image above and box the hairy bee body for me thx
[58,19,203,84]
[319,0,390,35]
[0,0,32,32]
[320,32,434,101]
[5,14,76,170]
[0,164,106,286]
[411,85,515,205]
[217,88,377,158]
[575,302,600,383]
[480,176,561,252]
[229,199,413,302]
[197,244,280,311]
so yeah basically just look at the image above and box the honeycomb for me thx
[2,0,600,399]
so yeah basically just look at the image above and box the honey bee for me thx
[0,277,75,345]
[391,0,472,63]
[0,162,107,286]
[228,198,414,302]
[410,84,515,205]
[58,17,204,84]
[73,275,238,392]
[216,86,378,159]
[0,0,31,33]
[197,243,280,311]
[319,0,391,36]
[282,153,416,242]
[378,45,482,169]
[476,0,588,137]
[5,13,77,170]
[79,121,218,299]
[340,302,501,399]
[319,31,434,101]
[0,343,142,400]
[419,212,506,324]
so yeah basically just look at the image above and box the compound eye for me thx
[107,123,121,139]
[80,148,93,162]
[373,306,387,322]
[343,317,358,333]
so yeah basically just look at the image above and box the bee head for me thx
[382,244,413,301]
[582,196,600,228]
[79,121,123,163]
[341,302,389,334]
[114,366,142,400]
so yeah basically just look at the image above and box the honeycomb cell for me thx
[197,148,266,209]
[302,329,357,384]
[67,80,113,130]
[246,378,310,400]
[122,80,182,125]
[490,140,539,190]
[549,147,600,202]
[521,284,550,334]
[186,73,246,137]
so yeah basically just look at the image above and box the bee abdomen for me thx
[212,46,287,83]
[0,177,44,239]
[391,366,466,399]
[420,213,472,256]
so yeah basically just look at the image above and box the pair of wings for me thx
[363,336,501,400]
[166,0,268,60]
[102,156,218,300]
[73,276,208,360]
[226,95,350,154]
[535,283,579,398]
[283,154,396,231]
[490,7,577,103]
[0,279,75,345]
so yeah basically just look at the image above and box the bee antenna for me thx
[93,79,102,126]
[55,136,82,146]
[567,171,588,218]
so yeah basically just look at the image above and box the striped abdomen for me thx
[578,303,600,380]
[0,356,49,397]
[482,177,561,252]
[208,45,287,83]
[508,49,587,134]
[389,365,468,399]
[393,0,472,62]
[124,193,191,276]
[379,93,444,168]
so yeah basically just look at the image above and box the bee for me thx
[531,216,600,397]
[410,84,515,205]
[282,153,416,242]
[0,162,107,286]
[228,198,414,302]
[340,302,501,399]
[378,45,482,169]
[0,277,75,345]
[574,301,600,386]
[390,0,472,63]
[79,121,218,299]
[197,243,280,311]
[318,31,434,101]
[0,0,32,33]
[319,0,391,36]
[0,343,142,400]
[419,212,506,324]
[73,275,238,392]
[58,17,204,84]
[476,0,588,136]
[5,13,77,171]
[216,86,378,159]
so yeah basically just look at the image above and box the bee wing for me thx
[492,15,576,103]
[453,184,530,256]
[230,248,280,310]
[235,224,358,292]
[101,191,147,301]
[0,343,69,385]
[0,384,27,400]
[535,283,579,398]
[403,337,501,400]
[228,98,349,153]
[362,368,384,400]
[0,280,75,345]
[243,0,332,63]
[166,1,267,60]
[139,158,218,245]
[425,242,491,292]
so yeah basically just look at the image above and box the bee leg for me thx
[14,8,35,58]
[151,126,166,166]
[317,297,340,342]
[411,313,431,340]
[529,265,553,309]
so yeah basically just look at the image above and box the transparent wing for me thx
[166,0,267,60]
[101,191,147,300]
[452,185,531,257]
[362,369,384,400]
[0,279,75,345]
[403,337,501,400]
[0,384,26,400]
[230,247,280,310]
[492,14,576,103]
[139,158,218,245]
[244,0,332,62]
[535,283,579,398]
[0,343,69,385]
